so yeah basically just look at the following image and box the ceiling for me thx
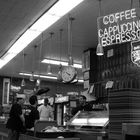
[0,0,138,82]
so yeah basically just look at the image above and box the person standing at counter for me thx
[25,95,39,129]
[71,95,93,116]
[6,94,26,140]
[38,98,53,121]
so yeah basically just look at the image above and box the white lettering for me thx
[98,29,103,38]
[98,9,140,47]
[115,12,120,22]
[115,34,121,43]
[131,8,136,18]
[125,10,131,19]
[109,14,115,24]
[103,16,109,25]
[120,11,125,21]
[101,37,107,47]
[108,26,113,36]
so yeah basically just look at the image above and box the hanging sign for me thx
[97,8,140,47]
[131,40,140,66]
[55,96,69,103]
[105,81,114,89]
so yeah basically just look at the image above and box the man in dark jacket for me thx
[71,95,92,116]
[25,95,39,129]
[6,94,25,140]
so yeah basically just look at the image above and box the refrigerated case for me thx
[54,95,78,126]
[68,110,109,140]
[54,96,69,126]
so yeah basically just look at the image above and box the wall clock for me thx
[61,66,77,83]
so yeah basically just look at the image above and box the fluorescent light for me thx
[78,79,84,83]
[0,29,41,68]
[30,13,60,32]
[42,58,82,69]
[73,64,82,69]
[19,72,83,82]
[0,53,17,68]
[19,73,57,80]
[8,29,41,54]
[30,0,84,32]
[0,60,7,69]
[0,0,84,69]
[48,0,84,17]
[42,59,67,66]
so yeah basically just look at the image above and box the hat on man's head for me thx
[16,93,25,99]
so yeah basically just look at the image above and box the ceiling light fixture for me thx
[19,72,57,80]
[47,32,54,75]
[42,58,82,69]
[96,0,104,56]
[68,17,75,66]
[19,72,83,83]
[21,52,26,87]
[0,0,84,69]
[57,29,63,82]
[47,64,52,75]
[30,45,37,81]
[96,43,104,56]
[30,72,34,81]
[36,33,43,87]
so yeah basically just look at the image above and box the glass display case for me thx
[69,110,109,128]
[68,110,109,140]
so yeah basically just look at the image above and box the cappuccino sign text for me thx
[98,8,140,47]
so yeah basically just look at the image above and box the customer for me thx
[6,94,25,140]
[71,95,92,116]
[25,95,39,129]
[38,98,53,121]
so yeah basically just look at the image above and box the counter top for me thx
[0,122,8,137]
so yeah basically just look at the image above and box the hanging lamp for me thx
[30,72,34,81]
[30,46,37,81]
[68,16,75,65]
[47,64,52,74]
[21,78,25,87]
[96,0,104,56]
[36,33,43,87]
[96,43,104,56]
[57,29,63,82]
[47,32,54,74]
[21,52,26,86]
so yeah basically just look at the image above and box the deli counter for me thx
[0,109,109,140]
[68,110,109,140]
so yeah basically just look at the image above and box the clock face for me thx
[61,66,77,83]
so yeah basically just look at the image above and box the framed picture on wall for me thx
[2,78,10,106]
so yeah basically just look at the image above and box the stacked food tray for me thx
[109,89,140,140]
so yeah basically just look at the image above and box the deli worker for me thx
[38,98,53,121]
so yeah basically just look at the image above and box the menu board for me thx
[97,8,140,47]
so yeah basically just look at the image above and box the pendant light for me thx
[68,16,75,65]
[21,52,26,87]
[47,32,54,74]
[36,33,43,87]
[57,29,63,82]
[30,72,34,81]
[96,0,104,56]
[47,64,52,74]
[21,78,25,87]
[96,43,104,56]
[30,45,37,81]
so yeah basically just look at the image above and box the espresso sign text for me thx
[98,8,140,47]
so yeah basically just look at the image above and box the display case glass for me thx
[69,110,109,127]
